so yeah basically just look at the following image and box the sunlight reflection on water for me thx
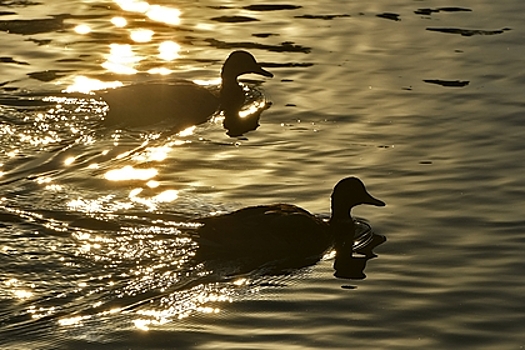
[1,0,525,349]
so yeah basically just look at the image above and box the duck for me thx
[193,177,385,272]
[100,50,273,130]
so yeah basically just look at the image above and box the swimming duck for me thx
[194,177,385,269]
[101,50,273,130]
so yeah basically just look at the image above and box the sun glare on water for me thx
[104,166,158,181]
[113,0,181,26]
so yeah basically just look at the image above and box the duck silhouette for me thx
[194,177,385,274]
[101,50,273,133]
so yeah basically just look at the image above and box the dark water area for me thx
[1,0,525,349]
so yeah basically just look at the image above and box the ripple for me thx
[376,12,401,21]
[243,5,301,12]
[0,16,72,35]
[423,79,470,87]
[204,38,311,54]
[210,16,258,23]
[294,14,350,20]
[426,27,512,36]
[415,7,472,16]
[0,56,29,65]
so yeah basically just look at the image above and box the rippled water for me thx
[1,0,525,349]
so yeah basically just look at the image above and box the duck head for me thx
[330,177,385,222]
[219,51,273,121]
[221,50,273,81]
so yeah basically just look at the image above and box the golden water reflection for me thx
[65,76,123,94]
[64,156,76,166]
[146,180,159,188]
[147,67,172,75]
[128,188,179,210]
[113,0,181,26]
[130,29,154,43]
[59,316,87,327]
[68,1,184,78]
[131,145,170,162]
[130,282,236,330]
[102,44,141,75]
[114,0,149,13]
[146,6,181,26]
[111,16,128,28]
[239,99,268,119]
[74,24,91,35]
[104,165,158,181]
[158,41,180,61]
[4,279,34,300]
[67,196,134,213]
[193,78,221,87]
[154,189,178,202]
[177,126,195,137]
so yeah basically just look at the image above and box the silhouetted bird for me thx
[101,50,273,132]
[194,177,385,272]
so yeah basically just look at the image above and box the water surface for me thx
[1,0,525,349]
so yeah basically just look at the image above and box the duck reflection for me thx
[101,50,273,136]
[333,228,386,279]
[192,177,386,279]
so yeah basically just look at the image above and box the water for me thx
[1,0,525,349]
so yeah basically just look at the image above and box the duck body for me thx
[197,204,332,263]
[194,177,385,271]
[102,82,219,128]
[101,50,273,130]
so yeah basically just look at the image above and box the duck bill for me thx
[254,66,274,78]
[363,193,386,207]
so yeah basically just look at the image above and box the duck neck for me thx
[329,202,356,249]
[329,200,354,223]
[220,75,245,116]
